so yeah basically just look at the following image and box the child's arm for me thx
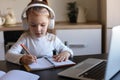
[53,36,73,62]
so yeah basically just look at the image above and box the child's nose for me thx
[36,25,42,31]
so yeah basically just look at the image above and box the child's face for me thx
[27,12,49,38]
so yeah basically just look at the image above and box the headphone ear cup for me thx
[22,18,29,30]
[48,19,55,29]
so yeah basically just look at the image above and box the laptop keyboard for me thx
[79,61,107,80]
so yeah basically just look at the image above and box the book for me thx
[24,57,76,71]
[0,70,40,80]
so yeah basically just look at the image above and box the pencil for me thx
[20,44,31,55]
[20,44,37,63]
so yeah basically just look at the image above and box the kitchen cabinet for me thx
[0,23,102,56]
[0,31,5,60]
[0,23,24,60]
[55,23,102,55]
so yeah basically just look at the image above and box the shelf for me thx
[55,22,102,29]
[0,22,102,31]
[0,23,23,31]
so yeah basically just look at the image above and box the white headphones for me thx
[21,3,55,30]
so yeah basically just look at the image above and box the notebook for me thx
[58,25,120,80]
[24,57,76,71]
[0,70,39,80]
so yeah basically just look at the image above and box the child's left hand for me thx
[53,51,70,62]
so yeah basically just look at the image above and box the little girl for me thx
[6,1,73,65]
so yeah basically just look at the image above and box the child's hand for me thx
[53,51,70,62]
[20,54,37,65]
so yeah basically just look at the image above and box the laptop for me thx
[58,25,120,80]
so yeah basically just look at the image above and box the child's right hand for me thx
[20,54,37,65]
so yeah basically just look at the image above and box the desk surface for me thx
[0,54,107,80]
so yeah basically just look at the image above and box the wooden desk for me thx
[0,54,107,80]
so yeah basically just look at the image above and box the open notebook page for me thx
[46,57,76,67]
[28,57,54,70]
[0,71,6,78]
[0,70,39,80]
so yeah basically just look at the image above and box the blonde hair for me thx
[26,1,50,19]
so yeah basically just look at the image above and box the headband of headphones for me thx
[21,3,55,30]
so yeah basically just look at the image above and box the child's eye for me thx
[29,23,46,28]
[41,24,46,27]
[30,24,38,27]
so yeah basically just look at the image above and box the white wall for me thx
[0,0,98,22]
[48,0,76,22]
[0,0,30,22]
[107,0,120,28]
[49,0,98,22]
[76,0,98,22]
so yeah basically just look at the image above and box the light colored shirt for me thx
[5,32,73,64]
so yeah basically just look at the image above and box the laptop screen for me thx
[105,26,120,80]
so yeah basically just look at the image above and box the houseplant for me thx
[67,1,78,23]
